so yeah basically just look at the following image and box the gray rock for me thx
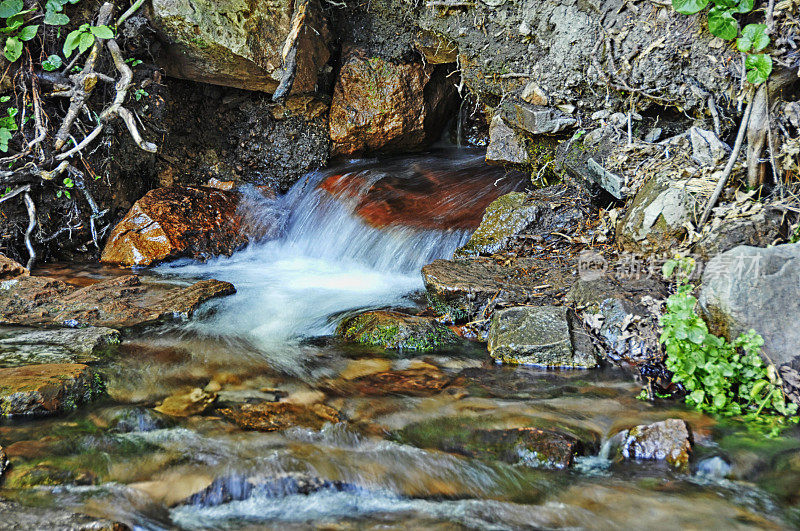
[587,158,627,200]
[455,192,542,257]
[698,243,800,368]
[556,126,624,198]
[692,211,783,261]
[486,115,530,165]
[488,306,598,368]
[0,326,120,367]
[696,456,732,479]
[616,175,699,255]
[616,418,692,469]
[499,101,576,135]
[690,127,730,167]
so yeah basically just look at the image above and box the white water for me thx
[156,149,516,354]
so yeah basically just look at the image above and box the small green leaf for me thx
[708,6,738,40]
[738,23,769,53]
[745,54,773,85]
[89,25,114,39]
[672,0,709,14]
[0,0,22,19]
[16,24,37,41]
[77,31,94,54]
[43,10,69,25]
[3,35,21,62]
[63,28,82,57]
[41,54,62,71]
[689,389,706,404]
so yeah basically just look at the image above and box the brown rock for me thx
[101,186,249,267]
[0,253,27,280]
[0,273,234,329]
[219,401,342,431]
[353,368,452,397]
[0,364,104,417]
[329,48,456,156]
[155,388,217,417]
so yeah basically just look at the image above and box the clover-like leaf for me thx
[672,0,709,14]
[745,53,772,85]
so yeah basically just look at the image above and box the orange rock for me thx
[329,48,457,156]
[101,186,250,267]
[219,401,342,431]
[0,364,104,417]
[205,178,236,191]
[0,253,27,280]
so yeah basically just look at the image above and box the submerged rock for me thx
[488,306,597,368]
[0,326,120,366]
[329,48,456,156]
[101,186,251,267]
[336,310,458,351]
[352,368,453,397]
[154,388,217,417]
[698,243,800,369]
[219,401,342,431]
[0,273,234,329]
[0,363,104,417]
[616,418,692,469]
[397,416,597,469]
[147,0,331,93]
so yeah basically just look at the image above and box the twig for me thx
[22,191,36,269]
[699,89,755,227]
[117,0,145,25]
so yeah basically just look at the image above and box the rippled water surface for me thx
[4,149,800,530]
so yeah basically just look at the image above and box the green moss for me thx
[455,192,537,258]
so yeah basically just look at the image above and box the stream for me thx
[2,148,800,529]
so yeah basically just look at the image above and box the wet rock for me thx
[101,186,250,267]
[616,175,699,255]
[0,273,235,329]
[422,257,572,323]
[0,499,129,530]
[0,326,120,366]
[184,473,352,507]
[485,115,530,166]
[147,0,330,93]
[696,456,732,479]
[499,101,576,136]
[351,368,453,397]
[0,253,27,280]
[690,127,730,167]
[336,310,458,351]
[616,418,692,469]
[698,243,800,368]
[219,401,342,431]
[154,388,217,417]
[0,363,104,417]
[397,416,596,469]
[488,306,598,368]
[101,406,177,433]
[692,211,783,261]
[215,389,281,408]
[329,48,457,156]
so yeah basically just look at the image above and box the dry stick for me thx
[22,191,36,269]
[699,91,755,227]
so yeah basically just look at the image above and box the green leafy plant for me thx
[56,176,73,199]
[132,88,148,101]
[672,0,773,84]
[660,256,798,435]
[63,23,114,58]
[0,102,17,152]
[41,54,62,71]
[44,0,80,25]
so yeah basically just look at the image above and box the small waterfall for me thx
[157,148,525,352]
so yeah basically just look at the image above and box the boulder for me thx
[487,306,598,368]
[101,186,250,267]
[616,176,699,255]
[0,326,120,366]
[336,310,458,351]
[616,418,692,469]
[485,115,531,166]
[147,0,331,93]
[329,48,457,156]
[0,253,27,280]
[0,273,235,329]
[454,186,584,258]
[422,257,573,323]
[498,101,576,136]
[0,364,104,417]
[692,211,783,261]
[219,401,342,431]
[698,243,800,368]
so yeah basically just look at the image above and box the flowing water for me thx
[3,148,800,530]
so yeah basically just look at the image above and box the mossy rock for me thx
[0,364,105,417]
[336,310,458,351]
[455,192,541,258]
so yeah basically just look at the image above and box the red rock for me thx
[101,186,250,267]
[0,364,104,417]
[219,401,342,431]
[0,253,27,280]
[329,48,457,156]
[0,273,235,329]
